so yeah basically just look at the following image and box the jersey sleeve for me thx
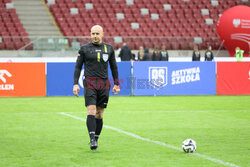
[73,47,85,85]
[109,47,120,85]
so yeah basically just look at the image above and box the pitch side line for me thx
[62,110,248,114]
[59,112,240,167]
[7,109,249,116]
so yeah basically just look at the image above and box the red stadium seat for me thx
[0,3,29,50]
[41,0,246,49]
[5,41,15,50]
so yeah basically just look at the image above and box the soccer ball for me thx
[182,139,197,153]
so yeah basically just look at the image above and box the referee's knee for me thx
[87,105,96,115]
[95,110,104,119]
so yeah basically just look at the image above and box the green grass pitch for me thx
[0,96,249,167]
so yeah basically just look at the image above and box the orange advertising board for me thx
[0,63,46,97]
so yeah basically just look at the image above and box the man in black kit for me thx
[73,25,120,150]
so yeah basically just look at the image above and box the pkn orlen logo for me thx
[148,67,168,89]
[0,70,14,90]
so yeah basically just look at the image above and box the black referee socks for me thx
[86,115,96,140]
[95,119,103,141]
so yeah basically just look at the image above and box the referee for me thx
[73,25,120,150]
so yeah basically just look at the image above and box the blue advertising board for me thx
[133,61,216,95]
[47,62,131,96]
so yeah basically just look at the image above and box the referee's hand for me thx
[112,85,120,95]
[73,84,80,97]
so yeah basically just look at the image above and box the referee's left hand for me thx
[112,85,120,95]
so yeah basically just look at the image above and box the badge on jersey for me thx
[103,54,109,62]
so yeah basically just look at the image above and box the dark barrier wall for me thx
[217,62,250,95]
[47,62,131,96]
[133,61,216,95]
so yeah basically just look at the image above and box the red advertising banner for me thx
[0,63,46,97]
[217,62,250,95]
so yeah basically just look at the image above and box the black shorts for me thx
[83,78,111,108]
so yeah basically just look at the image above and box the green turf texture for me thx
[0,96,249,167]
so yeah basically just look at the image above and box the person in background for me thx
[204,46,214,61]
[131,52,136,61]
[152,46,162,61]
[149,48,154,57]
[143,48,152,61]
[192,44,200,61]
[160,45,169,61]
[235,47,246,61]
[118,43,132,61]
[137,46,144,61]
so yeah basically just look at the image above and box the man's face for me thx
[194,45,198,51]
[162,45,166,51]
[91,27,103,44]
[235,47,240,52]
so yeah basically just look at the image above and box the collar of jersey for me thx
[92,42,103,46]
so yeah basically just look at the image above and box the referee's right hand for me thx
[73,84,80,97]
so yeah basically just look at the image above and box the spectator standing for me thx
[204,46,214,61]
[235,47,244,61]
[118,43,132,61]
[152,46,162,61]
[143,48,152,61]
[160,45,169,61]
[137,46,144,61]
[192,45,200,61]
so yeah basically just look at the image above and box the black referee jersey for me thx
[74,42,119,86]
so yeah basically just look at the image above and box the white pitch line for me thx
[59,112,240,167]
[108,110,249,113]
[6,110,248,116]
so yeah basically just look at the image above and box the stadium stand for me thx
[12,0,63,50]
[46,0,249,50]
[0,0,32,50]
[0,0,249,51]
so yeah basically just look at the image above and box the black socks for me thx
[95,118,103,141]
[86,115,103,142]
[86,115,96,140]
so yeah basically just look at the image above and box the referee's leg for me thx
[95,107,104,142]
[84,88,98,149]
[86,105,98,150]
[86,105,97,139]
[95,80,110,141]
[83,78,99,149]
